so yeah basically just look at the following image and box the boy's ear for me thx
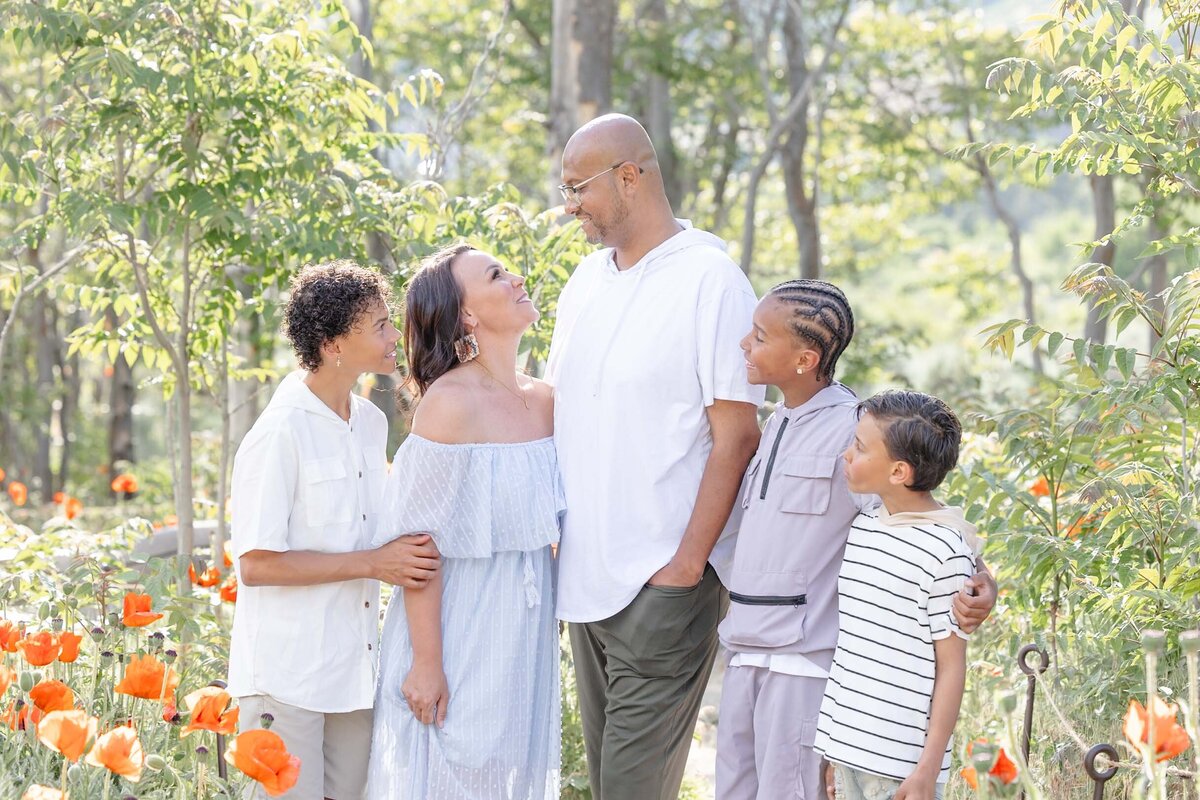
[889,459,915,488]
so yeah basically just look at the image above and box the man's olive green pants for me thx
[569,564,728,800]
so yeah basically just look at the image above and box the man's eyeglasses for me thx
[558,161,645,205]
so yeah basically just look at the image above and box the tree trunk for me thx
[780,4,822,279]
[57,306,82,491]
[1084,174,1116,343]
[347,0,399,439]
[1145,212,1168,351]
[638,0,680,208]
[548,0,616,204]
[33,294,55,500]
[107,309,136,483]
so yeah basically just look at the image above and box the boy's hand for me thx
[374,534,440,588]
[823,760,836,799]
[893,767,937,800]
[953,561,997,634]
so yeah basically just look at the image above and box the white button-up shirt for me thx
[227,372,388,713]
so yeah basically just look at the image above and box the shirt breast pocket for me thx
[777,455,838,516]
[302,457,355,528]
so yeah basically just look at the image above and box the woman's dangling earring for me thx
[454,332,480,363]
[336,355,342,368]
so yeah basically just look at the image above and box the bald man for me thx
[546,114,765,800]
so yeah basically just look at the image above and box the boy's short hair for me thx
[858,390,961,492]
[282,260,393,373]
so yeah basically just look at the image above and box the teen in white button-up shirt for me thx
[227,262,439,800]
[228,369,388,711]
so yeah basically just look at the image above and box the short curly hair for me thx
[282,260,393,373]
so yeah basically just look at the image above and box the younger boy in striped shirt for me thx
[814,390,978,800]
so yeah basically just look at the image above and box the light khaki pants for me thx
[569,564,727,800]
[237,694,372,800]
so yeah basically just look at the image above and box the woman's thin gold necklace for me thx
[473,361,530,410]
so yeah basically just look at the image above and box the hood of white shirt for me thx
[604,219,730,275]
[879,503,982,557]
[266,371,351,423]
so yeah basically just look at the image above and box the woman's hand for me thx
[402,661,449,727]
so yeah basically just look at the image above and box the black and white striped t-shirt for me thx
[813,509,976,784]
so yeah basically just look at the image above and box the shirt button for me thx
[367,643,372,651]
[364,601,370,608]
[359,471,363,478]
[362,514,367,521]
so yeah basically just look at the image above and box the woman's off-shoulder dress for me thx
[366,434,562,800]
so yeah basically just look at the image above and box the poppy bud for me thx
[195,745,209,756]
[1181,630,1200,655]
[260,712,275,729]
[67,764,82,782]
[108,611,119,626]
[37,605,50,621]
[150,631,165,651]
[90,626,105,641]
[100,651,114,663]
[18,672,34,692]
[164,649,178,663]
[1142,630,1166,655]
[999,692,1018,714]
[146,754,167,772]
[50,617,63,632]
[31,670,42,684]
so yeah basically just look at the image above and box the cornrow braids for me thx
[768,279,855,382]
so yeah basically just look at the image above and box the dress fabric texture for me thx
[366,434,563,800]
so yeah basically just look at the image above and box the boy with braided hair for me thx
[714,280,994,800]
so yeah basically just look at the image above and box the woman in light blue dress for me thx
[367,244,561,800]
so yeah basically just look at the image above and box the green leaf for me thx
[1115,347,1135,380]
[1047,332,1065,356]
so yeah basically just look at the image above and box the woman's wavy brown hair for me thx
[402,243,475,396]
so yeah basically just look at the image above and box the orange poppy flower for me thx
[0,620,20,652]
[225,729,301,797]
[86,724,144,782]
[4,699,36,730]
[110,474,139,494]
[8,481,27,506]
[960,740,1018,789]
[1029,476,1050,497]
[163,513,178,526]
[122,593,164,628]
[180,686,239,737]
[223,540,234,569]
[64,497,83,520]
[36,709,97,762]
[162,701,181,724]
[20,786,64,800]
[114,653,179,702]
[220,575,238,604]
[0,466,6,481]
[17,631,61,666]
[1064,513,1099,538]
[0,664,15,696]
[52,491,65,504]
[1124,697,1191,761]
[188,563,222,588]
[57,631,83,663]
[29,680,75,713]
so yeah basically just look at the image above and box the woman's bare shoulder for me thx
[411,370,480,443]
